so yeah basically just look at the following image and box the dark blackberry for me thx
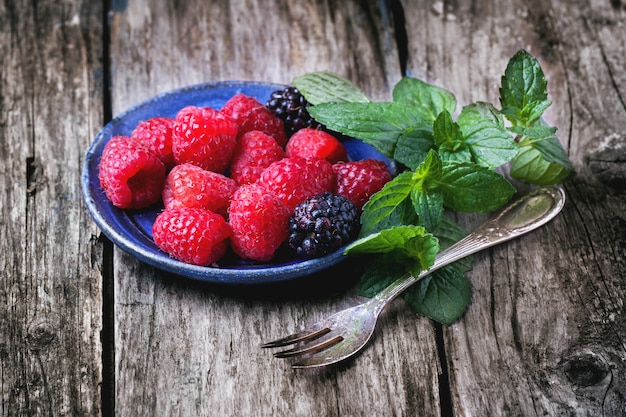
[288,192,360,259]
[266,86,321,137]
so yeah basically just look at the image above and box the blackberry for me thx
[288,192,360,259]
[266,86,321,137]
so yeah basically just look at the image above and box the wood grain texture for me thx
[0,1,105,416]
[2,0,624,415]
[401,0,626,415]
[109,0,401,103]
[110,1,442,416]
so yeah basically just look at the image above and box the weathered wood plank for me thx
[1,0,623,415]
[109,0,401,103]
[110,0,443,416]
[401,0,626,415]
[0,1,105,416]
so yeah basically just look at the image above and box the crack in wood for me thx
[389,0,408,77]
[101,2,115,417]
[25,157,45,195]
[435,323,455,417]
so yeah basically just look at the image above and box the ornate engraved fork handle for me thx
[370,186,566,312]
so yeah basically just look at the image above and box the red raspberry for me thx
[130,117,175,169]
[285,128,348,163]
[152,207,231,266]
[98,135,166,209]
[332,159,392,210]
[228,183,290,262]
[220,94,287,147]
[162,163,238,217]
[258,156,334,210]
[172,106,239,173]
[230,131,285,185]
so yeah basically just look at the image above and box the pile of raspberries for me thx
[98,88,392,266]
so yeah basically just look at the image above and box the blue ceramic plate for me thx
[81,81,393,284]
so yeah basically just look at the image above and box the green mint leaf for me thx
[393,128,434,170]
[292,71,371,105]
[431,215,467,249]
[362,198,418,237]
[392,77,457,121]
[439,141,473,163]
[510,136,575,185]
[403,233,441,277]
[433,111,473,163]
[345,225,439,274]
[439,161,516,212]
[508,125,557,139]
[457,102,519,168]
[404,264,472,325]
[357,258,406,298]
[307,102,428,157]
[433,110,464,146]
[410,187,444,231]
[409,150,445,230]
[360,171,417,237]
[520,135,574,168]
[414,148,443,182]
[431,216,473,272]
[499,50,551,127]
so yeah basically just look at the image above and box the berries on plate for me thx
[221,94,287,147]
[257,156,335,210]
[228,183,291,262]
[172,105,239,173]
[288,192,360,259]
[332,159,392,210]
[285,128,348,163]
[98,135,166,209]
[130,117,176,169]
[230,130,285,185]
[266,86,321,137]
[162,163,238,216]
[152,207,231,266]
[97,88,394,267]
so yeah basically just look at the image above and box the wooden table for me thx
[2,0,626,415]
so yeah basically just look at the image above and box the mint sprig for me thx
[499,50,575,185]
[499,50,551,127]
[294,50,574,325]
[344,225,439,278]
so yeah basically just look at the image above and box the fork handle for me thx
[370,185,566,310]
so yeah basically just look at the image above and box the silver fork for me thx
[261,185,566,368]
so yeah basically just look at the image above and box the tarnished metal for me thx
[262,186,566,368]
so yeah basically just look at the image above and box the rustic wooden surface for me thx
[1,0,625,416]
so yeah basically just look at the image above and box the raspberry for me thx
[266,86,321,137]
[258,156,334,210]
[221,94,287,147]
[228,183,291,262]
[332,159,392,210]
[152,207,231,266]
[162,163,238,217]
[130,117,176,169]
[288,192,360,258]
[98,135,166,209]
[229,131,285,185]
[285,128,348,163]
[172,105,239,173]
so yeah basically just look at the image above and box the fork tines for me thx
[261,327,344,361]
[260,327,330,349]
